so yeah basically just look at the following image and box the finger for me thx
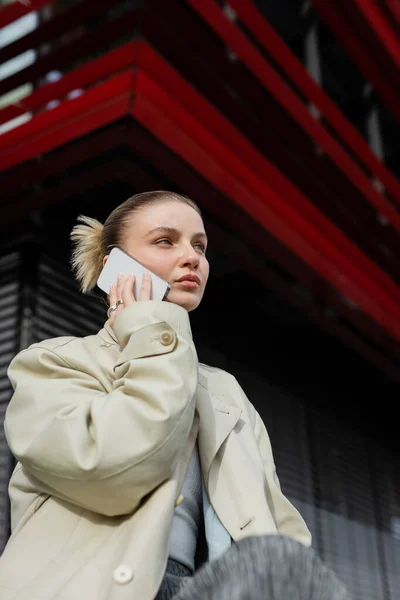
[139,271,152,301]
[108,283,118,326]
[109,282,117,307]
[116,273,125,303]
[122,273,136,307]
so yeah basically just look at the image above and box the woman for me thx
[0,191,349,600]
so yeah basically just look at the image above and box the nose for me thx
[178,244,200,269]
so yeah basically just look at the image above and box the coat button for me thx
[113,564,133,585]
[160,331,174,346]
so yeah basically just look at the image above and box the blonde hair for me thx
[70,191,201,293]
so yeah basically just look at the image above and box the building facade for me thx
[1,1,400,598]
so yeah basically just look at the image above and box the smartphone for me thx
[96,247,171,300]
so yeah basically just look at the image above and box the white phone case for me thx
[96,247,170,300]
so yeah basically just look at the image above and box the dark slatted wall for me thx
[35,254,105,343]
[234,366,400,600]
[0,252,21,553]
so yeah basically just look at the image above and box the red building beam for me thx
[137,43,400,303]
[132,70,400,339]
[311,0,400,123]
[0,0,52,29]
[185,0,400,235]
[383,0,400,28]
[0,0,103,65]
[228,0,400,210]
[3,32,400,343]
[0,42,137,126]
[352,0,400,70]
[0,5,139,98]
[0,71,133,170]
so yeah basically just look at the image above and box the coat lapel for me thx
[196,372,242,485]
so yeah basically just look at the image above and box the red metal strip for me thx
[123,120,400,357]
[0,6,138,98]
[352,0,400,69]
[138,42,400,302]
[1,95,129,171]
[0,0,105,66]
[311,0,400,123]
[137,27,400,278]
[0,42,137,126]
[132,72,400,339]
[0,0,52,29]
[185,0,400,234]
[228,0,400,209]
[134,66,400,304]
[0,70,133,149]
[383,0,400,27]
[0,72,132,170]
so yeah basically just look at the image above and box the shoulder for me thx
[28,336,79,353]
[198,362,237,388]
[8,332,104,375]
[199,363,255,415]
[16,333,98,357]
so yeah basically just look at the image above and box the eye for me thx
[155,238,173,246]
[194,243,206,254]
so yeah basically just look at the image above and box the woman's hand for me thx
[108,272,152,328]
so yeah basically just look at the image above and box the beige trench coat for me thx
[0,301,311,600]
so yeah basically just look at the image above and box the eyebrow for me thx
[146,226,208,242]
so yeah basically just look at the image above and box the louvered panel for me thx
[309,413,386,600]
[230,361,398,599]
[0,252,20,553]
[382,531,400,600]
[368,444,400,599]
[35,254,105,343]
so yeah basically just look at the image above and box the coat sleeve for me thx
[5,301,197,517]
[251,406,312,546]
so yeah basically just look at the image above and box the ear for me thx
[103,255,109,267]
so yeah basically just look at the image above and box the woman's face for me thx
[120,200,209,312]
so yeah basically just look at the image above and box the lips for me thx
[176,273,201,286]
